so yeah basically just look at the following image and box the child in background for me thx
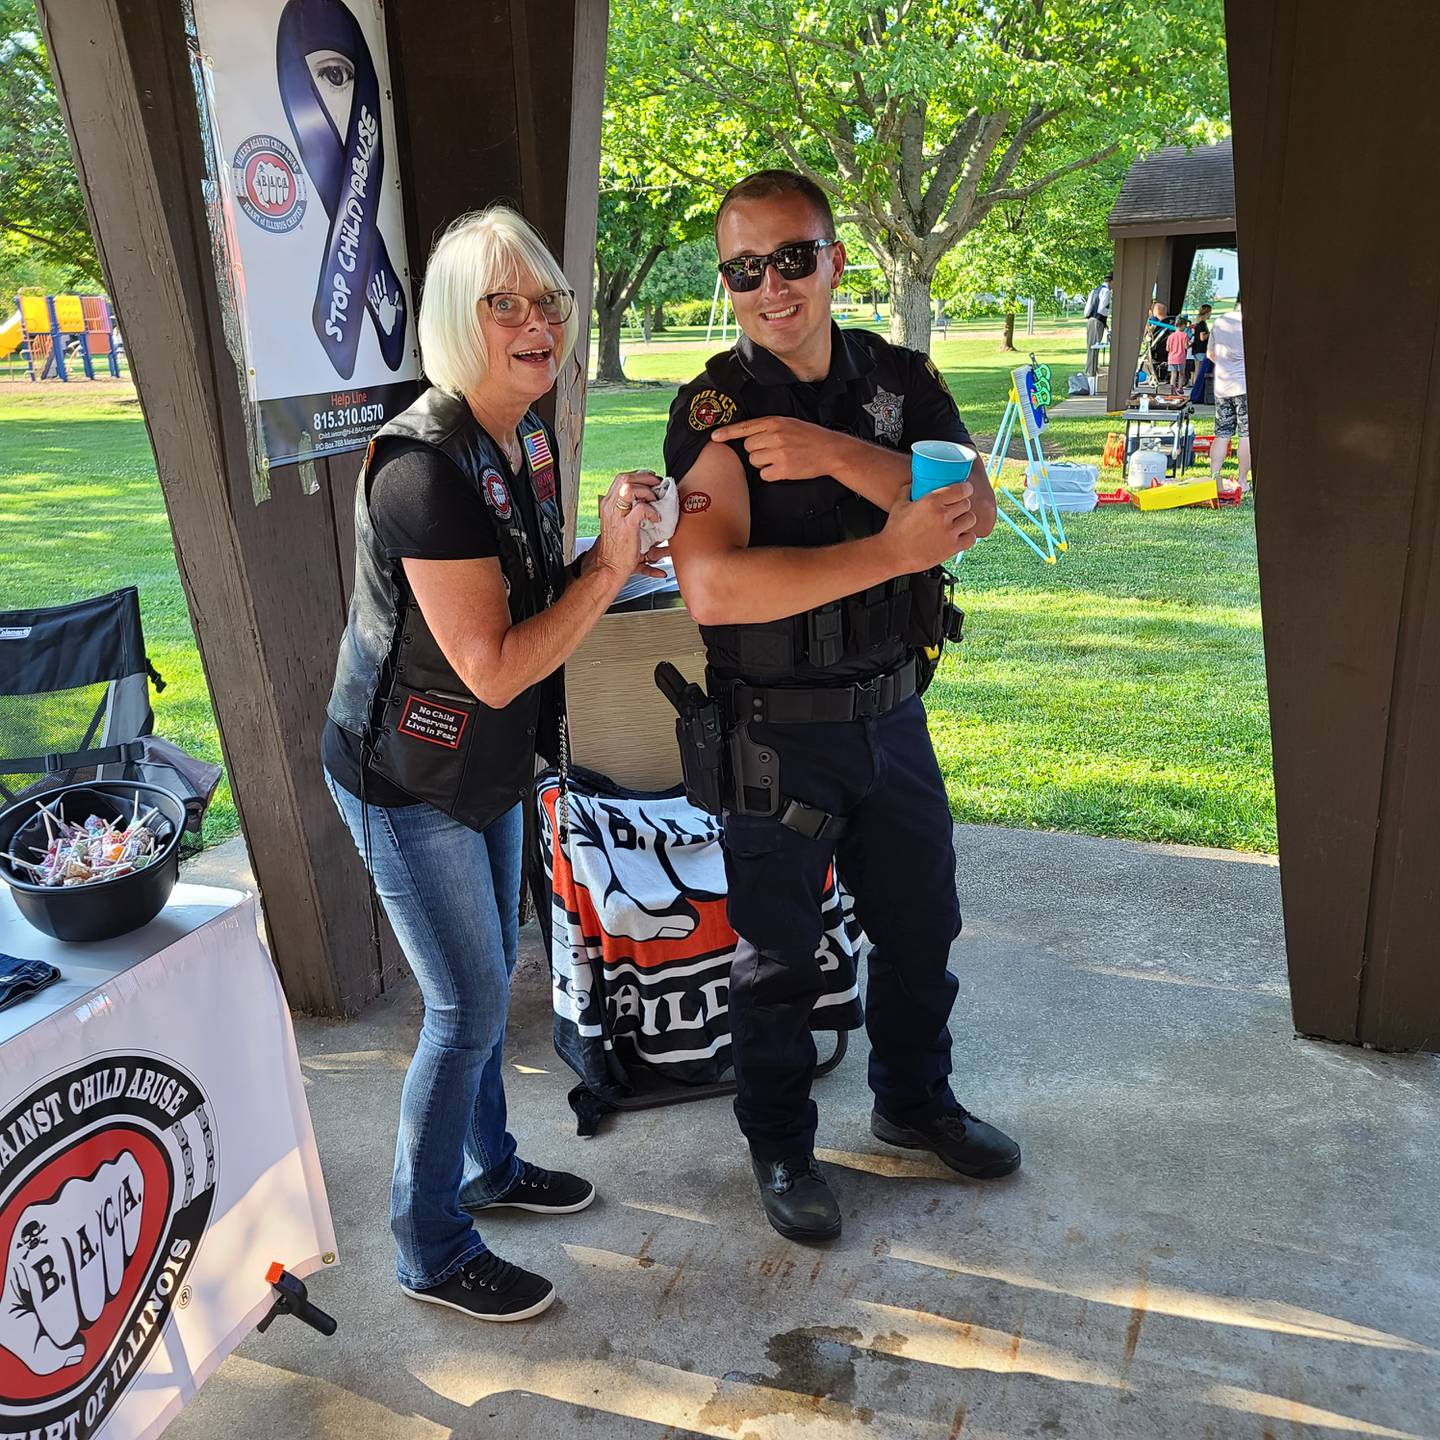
[1166,318,1190,394]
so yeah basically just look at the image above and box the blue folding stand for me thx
[984,363,1068,564]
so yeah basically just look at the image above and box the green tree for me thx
[0,1,100,283]
[637,238,715,331]
[594,183,674,382]
[937,156,1122,349]
[608,0,1228,351]
[1185,256,1217,312]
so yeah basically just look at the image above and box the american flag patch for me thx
[522,428,553,471]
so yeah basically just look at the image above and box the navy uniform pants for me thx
[721,694,962,1162]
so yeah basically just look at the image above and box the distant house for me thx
[1193,247,1241,300]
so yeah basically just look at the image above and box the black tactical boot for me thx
[750,1153,842,1242]
[871,1106,1021,1179]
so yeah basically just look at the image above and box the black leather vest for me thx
[326,388,568,832]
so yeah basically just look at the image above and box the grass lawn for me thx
[0,316,1274,853]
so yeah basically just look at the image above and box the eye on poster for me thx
[194,0,419,469]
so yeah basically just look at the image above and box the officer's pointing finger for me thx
[711,419,768,443]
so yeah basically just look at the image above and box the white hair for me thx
[417,205,579,396]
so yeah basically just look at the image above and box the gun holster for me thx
[655,664,850,840]
[654,663,727,816]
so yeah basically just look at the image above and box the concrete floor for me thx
[170,826,1440,1440]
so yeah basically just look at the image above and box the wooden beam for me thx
[37,0,386,1013]
[1106,234,1168,411]
[556,0,609,549]
[1228,0,1440,1049]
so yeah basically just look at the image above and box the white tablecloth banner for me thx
[0,893,335,1440]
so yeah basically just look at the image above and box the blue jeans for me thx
[324,771,524,1289]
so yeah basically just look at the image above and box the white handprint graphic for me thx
[2,1155,145,1376]
[368,273,401,336]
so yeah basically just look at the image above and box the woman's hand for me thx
[595,471,662,581]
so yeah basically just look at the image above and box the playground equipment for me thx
[0,309,22,360]
[12,293,121,381]
[984,359,1069,563]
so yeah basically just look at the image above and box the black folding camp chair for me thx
[0,587,222,833]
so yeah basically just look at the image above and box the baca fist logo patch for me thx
[0,1055,215,1437]
[687,389,737,432]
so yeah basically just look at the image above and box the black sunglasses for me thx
[718,239,837,293]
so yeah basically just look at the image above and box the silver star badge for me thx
[863,387,905,444]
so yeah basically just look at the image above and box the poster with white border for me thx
[195,0,419,466]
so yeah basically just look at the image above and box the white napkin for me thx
[639,475,680,550]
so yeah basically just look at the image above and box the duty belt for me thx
[727,656,918,726]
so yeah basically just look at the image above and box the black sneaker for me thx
[401,1251,555,1322]
[871,1106,1021,1179]
[751,1153,842,1243]
[469,1159,595,1215]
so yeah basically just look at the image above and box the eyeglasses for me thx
[717,239,837,293]
[479,289,575,327]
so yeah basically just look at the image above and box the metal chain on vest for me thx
[556,707,572,844]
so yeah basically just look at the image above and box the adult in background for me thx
[664,169,1021,1245]
[1209,297,1251,497]
[1083,271,1111,377]
[1189,304,1213,402]
[1145,300,1171,387]
[323,206,663,1321]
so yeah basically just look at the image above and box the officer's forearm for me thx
[682,535,898,626]
[826,433,910,511]
[971,470,998,538]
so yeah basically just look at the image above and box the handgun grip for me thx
[654,661,688,714]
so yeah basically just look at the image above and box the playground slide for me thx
[0,310,21,360]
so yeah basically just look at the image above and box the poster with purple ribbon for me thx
[194,0,419,467]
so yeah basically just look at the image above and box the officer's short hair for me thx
[418,204,579,397]
[715,170,837,246]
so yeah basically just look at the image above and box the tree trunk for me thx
[1001,310,1017,351]
[886,249,937,352]
[650,303,666,333]
[596,300,627,382]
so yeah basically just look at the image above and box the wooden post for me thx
[1106,233,1169,409]
[38,0,607,1015]
[1229,0,1440,1050]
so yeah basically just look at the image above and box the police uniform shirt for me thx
[663,323,974,681]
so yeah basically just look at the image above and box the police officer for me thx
[664,170,1022,1244]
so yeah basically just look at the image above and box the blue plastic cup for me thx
[910,439,977,499]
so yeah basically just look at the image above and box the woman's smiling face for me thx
[475,271,561,404]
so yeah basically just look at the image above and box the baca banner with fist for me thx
[194,0,419,467]
[0,1058,214,1437]
[0,894,334,1440]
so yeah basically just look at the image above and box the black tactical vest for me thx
[326,388,568,832]
[666,328,947,687]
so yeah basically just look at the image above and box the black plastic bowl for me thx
[0,782,186,943]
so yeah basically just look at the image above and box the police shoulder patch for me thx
[924,355,953,397]
[688,388,738,432]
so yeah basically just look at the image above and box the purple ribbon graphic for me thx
[276,0,406,379]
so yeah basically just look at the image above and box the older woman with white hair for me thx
[322,206,661,1322]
